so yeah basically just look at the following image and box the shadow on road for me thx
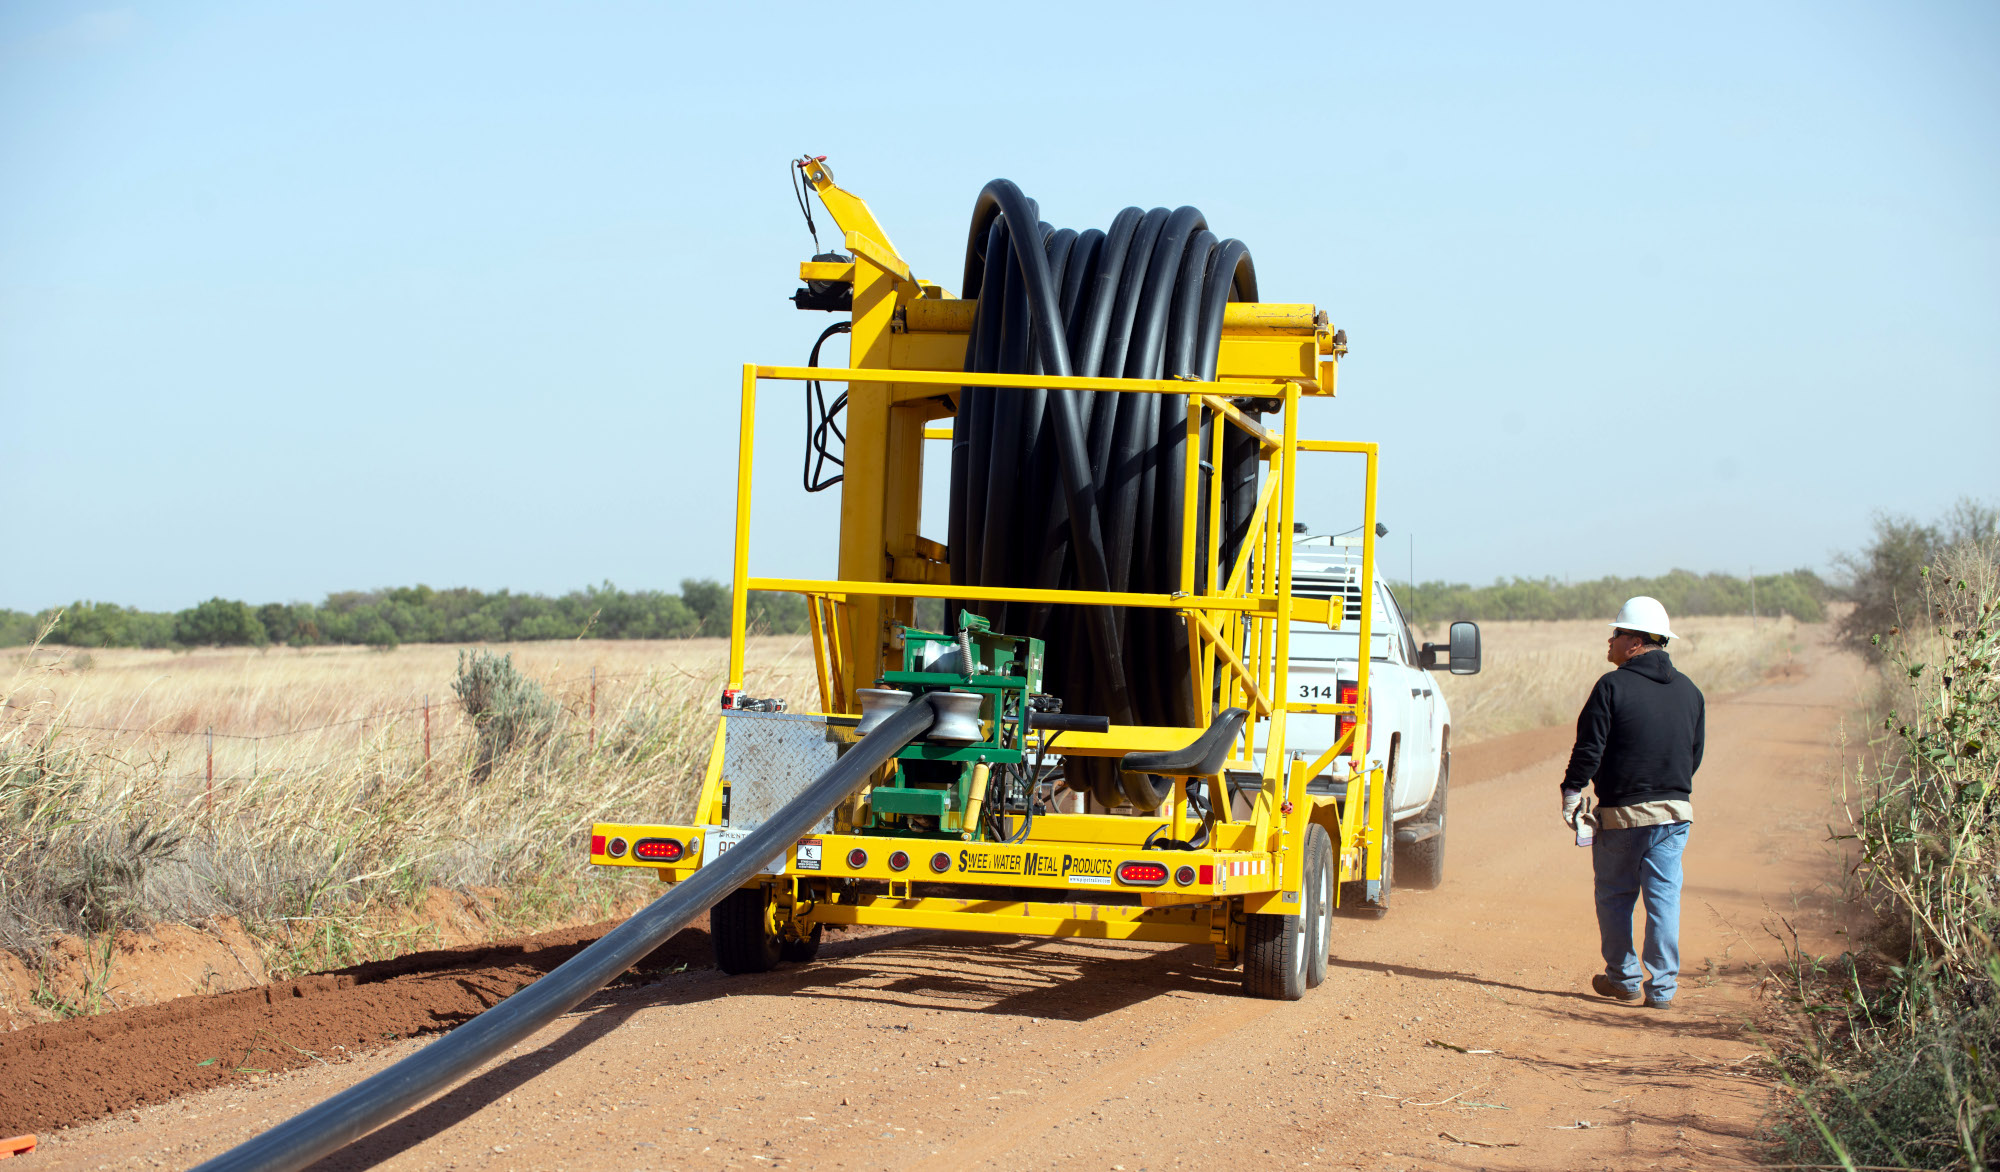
[303,997,648,1172]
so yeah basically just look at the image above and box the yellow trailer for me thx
[592,159,1391,999]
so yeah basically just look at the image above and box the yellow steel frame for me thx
[595,159,1390,960]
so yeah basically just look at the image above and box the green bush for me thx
[680,578,728,634]
[452,649,561,782]
[0,610,41,647]
[173,598,269,647]
[36,602,177,649]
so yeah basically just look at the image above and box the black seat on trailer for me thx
[1119,708,1250,779]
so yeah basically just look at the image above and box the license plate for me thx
[703,827,788,876]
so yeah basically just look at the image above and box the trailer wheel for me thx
[779,923,823,964]
[712,887,782,975]
[1305,823,1334,989]
[1246,826,1332,1001]
[1397,743,1448,891]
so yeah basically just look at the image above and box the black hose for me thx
[804,321,852,492]
[192,696,943,1172]
[950,180,1260,812]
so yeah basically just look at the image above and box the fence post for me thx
[424,694,432,780]
[589,667,597,756]
[206,727,214,821]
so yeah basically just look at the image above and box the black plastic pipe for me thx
[192,695,943,1172]
[950,180,1261,811]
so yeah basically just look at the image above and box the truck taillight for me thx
[590,834,606,857]
[1336,680,1367,755]
[633,838,682,863]
[1117,861,1169,887]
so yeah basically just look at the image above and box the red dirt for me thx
[0,922,711,1136]
[11,625,1863,1170]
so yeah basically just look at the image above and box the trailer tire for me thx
[1305,823,1334,989]
[1242,908,1307,1000]
[711,887,782,975]
[779,923,823,965]
[1246,826,1331,1001]
[1397,742,1448,891]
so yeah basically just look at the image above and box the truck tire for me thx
[712,886,782,975]
[1397,743,1448,891]
[1305,823,1334,989]
[779,923,823,964]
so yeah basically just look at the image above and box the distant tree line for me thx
[20,536,1981,652]
[0,581,808,649]
[1391,567,1834,626]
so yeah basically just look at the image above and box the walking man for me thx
[1561,596,1705,1010]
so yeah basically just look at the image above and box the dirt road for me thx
[16,628,1863,1171]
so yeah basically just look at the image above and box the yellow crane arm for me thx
[797,156,916,285]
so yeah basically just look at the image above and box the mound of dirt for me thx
[0,917,270,1029]
[0,919,710,1135]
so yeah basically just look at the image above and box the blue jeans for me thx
[1592,821,1689,1002]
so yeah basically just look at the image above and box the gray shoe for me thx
[1644,997,1673,1009]
[1592,974,1640,1003]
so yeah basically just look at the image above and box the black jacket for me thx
[1561,650,1705,806]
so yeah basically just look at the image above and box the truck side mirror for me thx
[1448,621,1480,674]
[1420,621,1482,675]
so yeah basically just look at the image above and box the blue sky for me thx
[3,2,1995,611]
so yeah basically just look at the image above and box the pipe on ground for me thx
[192,694,942,1172]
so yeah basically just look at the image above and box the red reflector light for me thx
[888,850,909,872]
[633,838,683,863]
[590,834,606,857]
[929,851,951,874]
[1198,864,1214,885]
[1117,860,1170,887]
[847,848,869,869]
[1336,680,1360,755]
[1174,865,1196,886]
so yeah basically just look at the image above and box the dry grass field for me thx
[1420,613,1808,745]
[0,637,816,990]
[1,617,1807,1014]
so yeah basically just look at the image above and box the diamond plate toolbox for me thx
[721,710,842,833]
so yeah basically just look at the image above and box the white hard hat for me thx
[1610,596,1677,641]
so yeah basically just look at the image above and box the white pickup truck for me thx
[1248,532,1481,916]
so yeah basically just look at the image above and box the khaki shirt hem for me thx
[1596,800,1693,829]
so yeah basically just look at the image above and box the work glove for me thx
[1561,787,1585,828]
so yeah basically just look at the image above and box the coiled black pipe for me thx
[947,180,1260,811]
[192,695,943,1172]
